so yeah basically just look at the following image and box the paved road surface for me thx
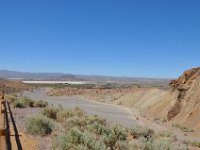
[23,88,139,127]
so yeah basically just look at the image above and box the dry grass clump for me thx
[25,115,55,136]
[172,124,194,132]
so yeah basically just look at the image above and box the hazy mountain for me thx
[0,70,171,86]
[0,70,81,81]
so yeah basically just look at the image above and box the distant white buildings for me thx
[22,81,87,85]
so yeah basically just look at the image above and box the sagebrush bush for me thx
[52,135,70,150]
[86,122,109,136]
[13,96,32,108]
[63,117,86,131]
[129,126,154,140]
[152,139,180,150]
[191,141,200,148]
[172,124,194,132]
[57,107,86,123]
[6,94,18,103]
[14,100,26,108]
[25,115,54,136]
[73,107,86,117]
[102,124,128,149]
[157,131,177,142]
[85,115,106,126]
[33,100,48,108]
[42,107,59,120]
[56,128,107,150]
[12,96,48,108]
[116,141,138,150]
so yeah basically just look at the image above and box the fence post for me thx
[0,91,6,150]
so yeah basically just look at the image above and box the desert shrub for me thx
[86,122,109,136]
[33,100,48,108]
[63,117,86,131]
[103,124,127,149]
[138,137,154,150]
[157,131,177,142]
[6,94,18,103]
[52,128,107,150]
[57,107,85,122]
[42,107,59,120]
[85,115,106,126]
[111,124,127,141]
[191,141,200,148]
[13,97,32,108]
[116,141,138,150]
[57,109,76,122]
[115,141,129,150]
[14,100,26,108]
[152,139,182,150]
[172,124,194,132]
[79,131,106,150]
[13,96,47,108]
[52,135,70,150]
[25,115,54,136]
[72,145,88,150]
[73,107,86,117]
[129,126,154,140]
[13,96,34,108]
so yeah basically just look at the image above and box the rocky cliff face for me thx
[167,67,200,129]
[170,67,200,89]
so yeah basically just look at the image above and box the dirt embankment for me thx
[0,79,32,94]
[47,67,200,130]
[47,87,176,121]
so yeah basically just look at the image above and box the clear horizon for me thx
[0,1,200,78]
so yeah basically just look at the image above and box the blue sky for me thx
[0,0,200,78]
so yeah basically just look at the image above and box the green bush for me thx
[191,141,200,148]
[57,107,86,123]
[129,126,154,140]
[14,100,26,108]
[33,100,48,108]
[157,131,177,142]
[172,124,194,132]
[25,115,55,136]
[57,109,76,122]
[13,96,48,108]
[86,122,109,136]
[102,124,127,149]
[6,94,18,103]
[73,107,86,117]
[14,96,34,108]
[63,117,86,131]
[52,127,109,150]
[116,141,138,150]
[152,139,181,150]
[42,107,59,120]
[85,115,106,126]
[52,135,70,150]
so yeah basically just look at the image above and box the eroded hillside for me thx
[47,67,200,130]
[168,67,200,129]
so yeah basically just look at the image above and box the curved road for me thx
[23,88,139,127]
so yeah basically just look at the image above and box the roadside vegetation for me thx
[172,124,195,133]
[6,94,48,108]
[24,106,189,150]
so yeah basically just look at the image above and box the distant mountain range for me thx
[0,70,81,81]
[0,70,171,87]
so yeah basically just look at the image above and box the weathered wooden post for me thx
[0,91,6,150]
